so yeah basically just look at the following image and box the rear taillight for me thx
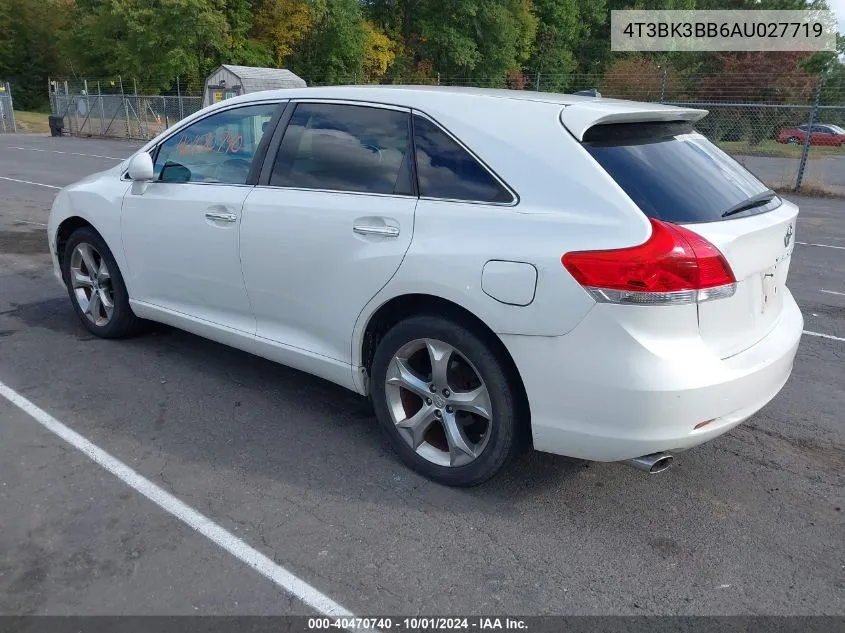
[561,218,736,306]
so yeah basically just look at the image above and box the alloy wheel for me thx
[384,338,492,467]
[69,242,115,327]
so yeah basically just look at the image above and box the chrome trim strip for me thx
[353,225,400,237]
[286,98,411,113]
[252,185,414,199]
[585,283,737,306]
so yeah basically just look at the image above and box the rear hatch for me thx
[565,112,798,359]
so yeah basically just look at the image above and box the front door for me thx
[121,102,280,332]
[240,102,418,363]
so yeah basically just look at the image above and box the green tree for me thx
[0,0,72,110]
[62,0,270,91]
[224,0,274,67]
[576,0,694,76]
[252,0,313,68]
[405,0,537,86]
[527,0,606,91]
[362,20,399,81]
[289,0,366,83]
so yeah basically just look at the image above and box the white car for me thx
[47,86,803,486]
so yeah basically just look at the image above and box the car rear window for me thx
[582,122,776,223]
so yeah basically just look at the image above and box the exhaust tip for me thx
[649,455,674,474]
[622,452,674,474]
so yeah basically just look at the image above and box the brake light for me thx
[561,218,736,305]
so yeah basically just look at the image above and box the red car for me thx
[777,123,845,146]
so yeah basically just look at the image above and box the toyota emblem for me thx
[784,224,793,247]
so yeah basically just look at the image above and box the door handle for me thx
[353,225,400,237]
[205,211,238,223]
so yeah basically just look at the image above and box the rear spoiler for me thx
[560,102,708,142]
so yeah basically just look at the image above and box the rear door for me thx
[239,101,417,363]
[577,121,797,359]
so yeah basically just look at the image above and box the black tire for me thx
[62,226,140,339]
[371,315,523,487]
[787,137,800,145]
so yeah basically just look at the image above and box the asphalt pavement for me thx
[736,152,845,195]
[0,134,843,617]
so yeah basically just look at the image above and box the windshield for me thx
[827,125,845,134]
[583,122,777,223]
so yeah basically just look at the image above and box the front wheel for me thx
[63,226,140,338]
[370,315,523,486]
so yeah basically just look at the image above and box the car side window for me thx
[270,103,413,195]
[412,115,513,204]
[811,125,829,134]
[153,104,278,185]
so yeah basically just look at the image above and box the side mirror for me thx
[127,152,155,181]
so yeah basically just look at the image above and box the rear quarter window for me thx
[583,122,775,223]
[412,114,514,204]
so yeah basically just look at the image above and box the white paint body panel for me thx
[47,85,804,464]
[239,187,417,363]
[686,200,799,359]
[559,100,708,141]
[121,182,256,333]
[512,290,802,461]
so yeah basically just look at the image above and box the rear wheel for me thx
[787,136,800,144]
[63,227,140,338]
[371,315,522,486]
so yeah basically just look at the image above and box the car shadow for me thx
[4,294,585,513]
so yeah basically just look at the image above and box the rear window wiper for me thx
[721,190,778,218]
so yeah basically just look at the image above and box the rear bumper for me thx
[503,289,803,462]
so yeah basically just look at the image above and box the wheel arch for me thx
[357,293,531,425]
[55,216,100,277]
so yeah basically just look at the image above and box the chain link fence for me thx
[665,102,845,195]
[49,79,202,140]
[45,72,845,195]
[0,81,17,133]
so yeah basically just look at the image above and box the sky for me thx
[832,0,845,34]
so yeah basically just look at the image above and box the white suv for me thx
[47,86,803,486]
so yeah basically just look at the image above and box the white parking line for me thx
[0,176,61,189]
[14,220,48,227]
[803,330,845,342]
[0,379,369,627]
[797,241,845,251]
[9,146,124,161]
[820,289,845,297]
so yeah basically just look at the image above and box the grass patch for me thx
[772,179,845,199]
[12,111,51,134]
[718,140,842,159]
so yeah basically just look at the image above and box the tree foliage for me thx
[363,20,399,80]
[252,0,313,68]
[61,0,272,90]
[289,0,367,83]
[528,0,606,91]
[0,0,73,109]
[400,0,538,85]
[0,0,841,110]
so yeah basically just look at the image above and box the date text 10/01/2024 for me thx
[307,617,529,631]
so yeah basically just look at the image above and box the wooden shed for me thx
[203,65,307,107]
